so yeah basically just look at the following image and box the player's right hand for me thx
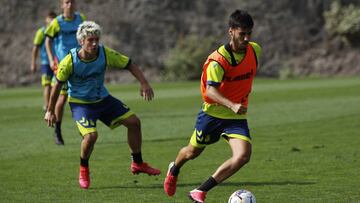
[51,63,58,74]
[49,59,54,70]
[30,62,37,73]
[49,59,58,73]
[44,111,57,127]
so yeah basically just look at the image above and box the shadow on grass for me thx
[220,181,315,186]
[141,113,195,119]
[178,181,316,187]
[91,180,315,190]
[97,136,188,145]
[90,184,163,190]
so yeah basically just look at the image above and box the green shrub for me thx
[324,1,360,43]
[162,34,217,81]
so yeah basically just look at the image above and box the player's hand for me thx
[30,63,36,73]
[49,60,55,71]
[230,103,247,115]
[52,64,58,74]
[44,111,57,127]
[140,83,154,101]
[49,59,58,73]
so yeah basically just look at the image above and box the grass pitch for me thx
[0,77,359,202]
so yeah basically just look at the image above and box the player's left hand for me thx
[231,103,247,114]
[237,105,247,114]
[140,84,154,101]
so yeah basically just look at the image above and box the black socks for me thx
[170,163,180,176]
[55,121,61,135]
[131,152,143,164]
[80,157,89,167]
[198,176,218,192]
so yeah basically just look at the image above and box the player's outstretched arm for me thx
[127,63,154,101]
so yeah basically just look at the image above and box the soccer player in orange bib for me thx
[164,10,262,203]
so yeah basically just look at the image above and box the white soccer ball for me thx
[228,189,256,203]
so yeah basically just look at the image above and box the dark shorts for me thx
[41,64,53,76]
[69,95,134,136]
[41,64,54,86]
[190,111,251,148]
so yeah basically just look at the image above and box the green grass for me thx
[1,77,360,202]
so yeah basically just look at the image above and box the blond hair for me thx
[76,21,102,43]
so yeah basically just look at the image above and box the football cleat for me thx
[188,189,207,203]
[130,162,161,176]
[164,162,178,196]
[79,166,90,189]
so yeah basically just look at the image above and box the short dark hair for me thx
[47,11,57,18]
[229,9,254,29]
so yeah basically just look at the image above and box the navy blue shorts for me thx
[190,111,251,148]
[41,64,53,76]
[69,95,134,136]
[41,64,54,86]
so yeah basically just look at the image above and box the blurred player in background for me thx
[30,11,57,111]
[45,0,85,145]
[44,21,161,189]
[164,9,262,203]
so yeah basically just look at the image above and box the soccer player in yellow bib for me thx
[45,0,86,145]
[164,10,262,203]
[30,11,57,111]
[44,21,161,189]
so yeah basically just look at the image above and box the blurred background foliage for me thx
[162,35,217,81]
[1,0,360,86]
[324,1,360,45]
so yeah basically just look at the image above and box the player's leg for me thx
[69,102,99,189]
[79,132,98,189]
[99,95,160,176]
[119,115,160,175]
[169,138,210,200]
[54,88,68,145]
[164,143,204,197]
[189,119,252,202]
[188,138,251,202]
[165,111,221,197]
[81,132,98,160]
[41,64,53,111]
[212,138,251,183]
[210,119,252,183]
[175,142,204,169]
[43,85,51,110]
[55,93,67,125]
[186,140,250,203]
[122,114,141,154]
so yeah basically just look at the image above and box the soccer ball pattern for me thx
[228,189,256,203]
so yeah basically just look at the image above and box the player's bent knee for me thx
[187,152,199,160]
[83,133,98,145]
[186,146,203,160]
[123,115,141,129]
[233,154,251,166]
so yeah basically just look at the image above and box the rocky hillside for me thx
[1,0,359,86]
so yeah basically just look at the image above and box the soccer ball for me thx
[228,189,256,203]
